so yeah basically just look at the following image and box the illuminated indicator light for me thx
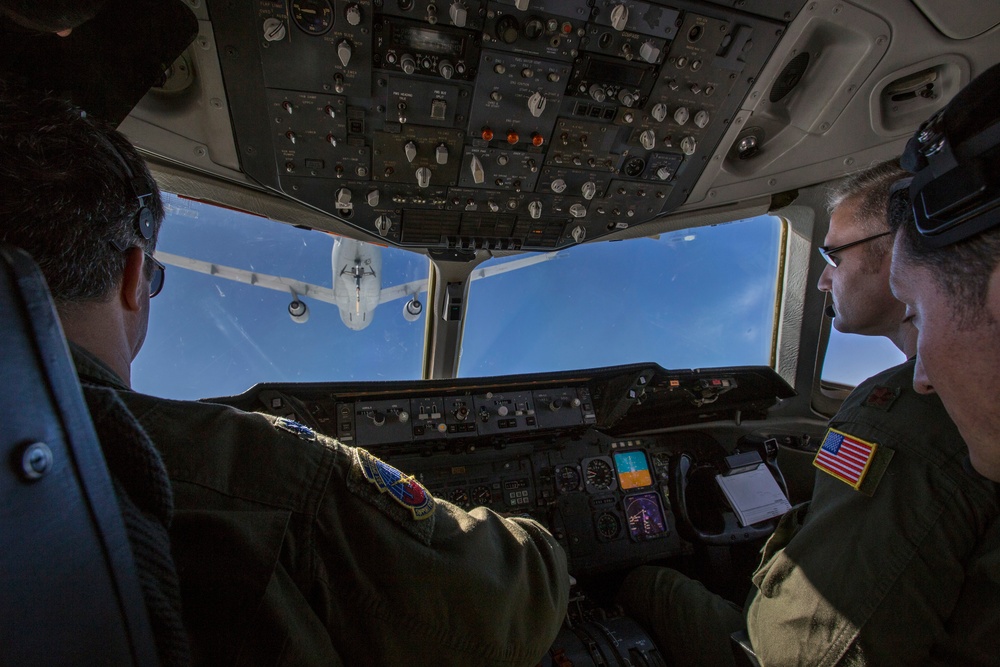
[506,131,519,145]
[531,133,544,147]
[562,22,572,34]
[712,379,721,385]
[481,127,494,141]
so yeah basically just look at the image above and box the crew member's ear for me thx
[121,246,146,312]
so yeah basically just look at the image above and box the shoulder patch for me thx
[862,385,900,411]
[813,428,893,495]
[273,416,317,441]
[355,448,435,521]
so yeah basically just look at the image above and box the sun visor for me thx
[0,0,198,125]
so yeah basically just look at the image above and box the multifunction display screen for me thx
[613,450,652,490]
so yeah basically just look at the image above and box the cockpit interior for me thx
[3,0,999,663]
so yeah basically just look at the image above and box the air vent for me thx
[769,52,810,103]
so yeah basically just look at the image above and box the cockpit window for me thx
[821,328,906,388]
[132,193,430,399]
[459,215,785,377]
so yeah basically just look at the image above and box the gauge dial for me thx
[471,485,492,505]
[555,465,581,493]
[291,0,333,35]
[585,459,614,490]
[448,488,469,508]
[596,511,621,540]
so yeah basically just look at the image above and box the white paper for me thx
[715,464,791,526]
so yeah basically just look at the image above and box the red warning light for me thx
[561,22,573,34]
[481,127,494,141]
[531,133,544,147]
[506,130,519,145]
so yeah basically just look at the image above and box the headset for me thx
[899,62,1000,248]
[90,122,155,240]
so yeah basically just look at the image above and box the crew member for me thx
[0,86,569,667]
[890,61,1000,485]
[617,159,1000,665]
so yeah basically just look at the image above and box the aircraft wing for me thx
[469,251,560,281]
[375,251,558,305]
[155,251,340,304]
[377,279,427,306]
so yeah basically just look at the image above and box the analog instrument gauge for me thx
[585,458,614,490]
[595,511,621,540]
[291,0,333,35]
[555,465,581,493]
[471,485,492,505]
[448,487,469,508]
[624,493,667,540]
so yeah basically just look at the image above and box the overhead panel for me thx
[207,0,802,251]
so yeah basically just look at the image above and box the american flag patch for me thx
[813,428,877,488]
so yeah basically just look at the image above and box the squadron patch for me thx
[863,385,900,411]
[274,417,317,441]
[355,448,435,521]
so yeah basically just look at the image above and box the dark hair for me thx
[894,204,1000,327]
[0,84,163,303]
[0,0,104,32]
[826,159,909,265]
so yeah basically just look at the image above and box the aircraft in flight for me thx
[155,236,560,330]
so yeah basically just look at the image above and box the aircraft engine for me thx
[403,297,422,323]
[288,299,309,324]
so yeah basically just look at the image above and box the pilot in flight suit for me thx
[619,359,1000,665]
[72,343,569,667]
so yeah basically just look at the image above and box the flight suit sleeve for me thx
[746,361,1000,666]
[616,566,744,667]
[312,441,569,667]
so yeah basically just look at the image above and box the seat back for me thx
[0,243,159,666]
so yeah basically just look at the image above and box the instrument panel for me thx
[211,361,794,573]
[205,0,806,251]
[408,430,703,574]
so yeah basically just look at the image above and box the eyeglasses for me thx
[817,230,893,267]
[109,240,165,298]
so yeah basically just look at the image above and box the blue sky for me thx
[132,194,901,400]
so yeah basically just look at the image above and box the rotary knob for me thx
[449,1,467,27]
[617,89,637,107]
[469,155,485,184]
[639,129,656,150]
[610,4,629,31]
[335,187,352,208]
[337,40,352,67]
[528,91,547,118]
[640,41,660,63]
[400,53,416,75]
[415,167,432,188]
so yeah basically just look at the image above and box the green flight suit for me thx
[619,360,1000,666]
[72,344,569,666]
